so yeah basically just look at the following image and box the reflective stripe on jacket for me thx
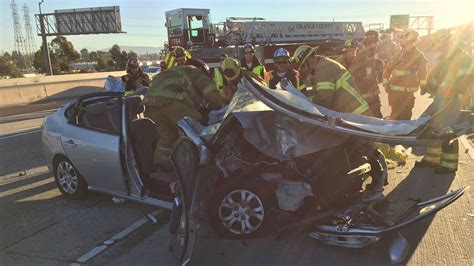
[305,56,371,115]
[165,52,176,70]
[214,68,224,90]
[383,47,427,93]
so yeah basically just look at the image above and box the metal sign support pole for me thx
[39,1,52,75]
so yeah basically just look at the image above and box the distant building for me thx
[73,62,97,71]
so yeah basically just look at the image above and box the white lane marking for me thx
[76,245,108,263]
[459,135,474,160]
[71,208,163,265]
[0,128,41,140]
[110,216,149,241]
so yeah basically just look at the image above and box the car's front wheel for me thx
[54,157,88,199]
[208,179,276,239]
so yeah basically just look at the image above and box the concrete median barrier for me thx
[0,71,125,107]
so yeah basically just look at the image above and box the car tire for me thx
[53,157,88,199]
[208,178,276,239]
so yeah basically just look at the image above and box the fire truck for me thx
[164,8,366,69]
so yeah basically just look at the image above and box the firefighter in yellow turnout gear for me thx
[415,29,474,174]
[292,45,372,116]
[219,57,267,105]
[336,39,358,69]
[383,29,427,120]
[143,66,223,171]
[213,53,228,91]
[349,31,384,118]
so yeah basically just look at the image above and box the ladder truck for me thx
[164,8,366,69]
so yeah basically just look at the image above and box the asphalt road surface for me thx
[0,92,472,265]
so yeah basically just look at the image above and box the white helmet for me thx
[273,48,290,59]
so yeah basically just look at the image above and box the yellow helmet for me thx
[220,58,241,81]
[343,39,357,51]
[400,29,419,42]
[430,29,451,50]
[292,45,318,69]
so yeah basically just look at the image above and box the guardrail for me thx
[0,71,125,107]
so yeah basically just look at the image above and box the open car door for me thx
[168,137,202,265]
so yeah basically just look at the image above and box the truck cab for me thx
[165,8,214,48]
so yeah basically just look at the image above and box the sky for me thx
[0,0,473,53]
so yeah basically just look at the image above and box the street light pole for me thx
[38,0,52,75]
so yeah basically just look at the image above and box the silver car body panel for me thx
[42,103,71,172]
[42,95,174,210]
[89,187,173,209]
[61,123,126,194]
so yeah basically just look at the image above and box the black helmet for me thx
[173,46,187,58]
[126,56,140,72]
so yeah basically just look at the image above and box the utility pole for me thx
[38,0,52,75]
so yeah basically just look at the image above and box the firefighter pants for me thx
[365,95,383,118]
[145,101,202,171]
[421,139,459,171]
[388,91,415,120]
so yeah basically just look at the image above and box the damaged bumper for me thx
[307,187,469,248]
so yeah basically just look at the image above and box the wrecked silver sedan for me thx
[168,75,471,264]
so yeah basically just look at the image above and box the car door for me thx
[61,93,127,195]
[168,137,202,265]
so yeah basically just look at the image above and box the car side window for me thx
[75,98,121,134]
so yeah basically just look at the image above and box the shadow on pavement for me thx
[384,165,455,263]
[0,130,44,177]
[0,172,51,194]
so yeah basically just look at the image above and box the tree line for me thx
[0,36,136,78]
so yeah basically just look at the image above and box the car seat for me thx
[127,96,159,177]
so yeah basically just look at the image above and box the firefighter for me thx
[121,57,150,93]
[143,66,223,171]
[349,30,384,118]
[213,53,228,91]
[383,29,427,120]
[336,39,358,69]
[220,57,266,104]
[292,45,372,115]
[415,29,473,174]
[265,48,301,90]
[159,61,167,72]
[377,33,398,64]
[173,46,212,78]
[241,43,267,79]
